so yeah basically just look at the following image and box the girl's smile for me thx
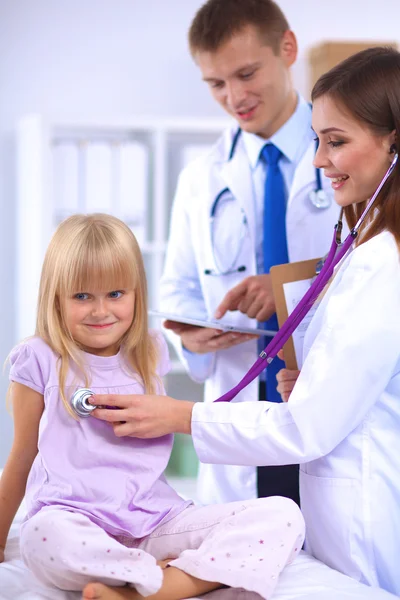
[84,322,116,329]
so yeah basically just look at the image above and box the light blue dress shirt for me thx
[242,95,314,381]
[241,95,314,275]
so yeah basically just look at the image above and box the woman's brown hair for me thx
[312,46,400,247]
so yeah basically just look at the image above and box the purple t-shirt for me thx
[9,334,191,539]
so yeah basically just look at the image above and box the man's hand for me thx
[89,394,195,438]
[163,321,256,354]
[214,274,275,322]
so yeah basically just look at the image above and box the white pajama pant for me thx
[20,496,304,598]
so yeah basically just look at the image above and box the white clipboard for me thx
[148,310,276,337]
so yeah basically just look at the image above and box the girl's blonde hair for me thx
[36,213,158,417]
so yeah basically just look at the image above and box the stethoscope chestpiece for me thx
[309,189,331,209]
[71,388,96,418]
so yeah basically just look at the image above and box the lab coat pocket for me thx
[300,470,360,579]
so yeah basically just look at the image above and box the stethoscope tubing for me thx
[206,131,326,277]
[214,231,351,402]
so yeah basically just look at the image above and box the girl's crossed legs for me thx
[20,497,304,600]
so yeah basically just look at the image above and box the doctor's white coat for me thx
[191,230,400,596]
[160,125,342,503]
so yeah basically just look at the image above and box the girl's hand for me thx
[89,394,194,438]
[276,350,300,402]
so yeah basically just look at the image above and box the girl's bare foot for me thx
[82,583,139,600]
[157,558,172,569]
[82,566,221,600]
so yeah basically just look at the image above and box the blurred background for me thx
[1,0,399,494]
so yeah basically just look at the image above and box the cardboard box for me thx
[309,41,398,91]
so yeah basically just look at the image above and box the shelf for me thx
[16,113,227,355]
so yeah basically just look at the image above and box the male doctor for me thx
[159,0,339,505]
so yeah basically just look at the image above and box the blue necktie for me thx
[261,143,288,403]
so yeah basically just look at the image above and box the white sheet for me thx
[1,507,397,600]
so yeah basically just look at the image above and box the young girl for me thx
[87,47,400,597]
[0,213,304,600]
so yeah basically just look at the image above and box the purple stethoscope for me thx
[69,154,398,417]
[214,153,399,403]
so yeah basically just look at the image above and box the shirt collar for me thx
[241,94,313,169]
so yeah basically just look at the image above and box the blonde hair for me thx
[34,213,158,417]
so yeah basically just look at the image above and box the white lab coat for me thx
[160,125,342,503]
[191,230,400,596]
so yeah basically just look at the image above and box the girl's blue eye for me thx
[109,290,123,299]
[75,293,88,301]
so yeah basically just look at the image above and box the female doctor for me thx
[90,47,400,597]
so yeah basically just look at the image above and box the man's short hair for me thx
[189,0,290,57]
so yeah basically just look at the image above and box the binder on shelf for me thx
[118,141,149,246]
[53,142,79,222]
[85,142,113,213]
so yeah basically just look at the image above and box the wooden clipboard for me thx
[270,257,320,370]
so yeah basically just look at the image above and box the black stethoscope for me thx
[309,138,331,209]
[204,129,331,277]
[204,186,249,276]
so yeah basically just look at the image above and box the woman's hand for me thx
[276,350,300,402]
[0,546,5,563]
[89,394,195,438]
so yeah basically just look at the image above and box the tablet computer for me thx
[148,310,276,337]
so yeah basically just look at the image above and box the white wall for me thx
[0,0,399,465]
